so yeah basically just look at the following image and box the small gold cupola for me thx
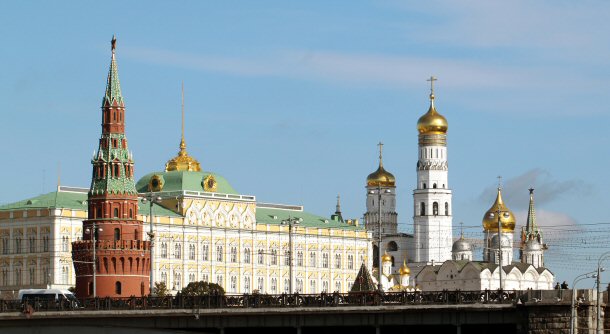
[165,83,202,172]
[417,76,448,135]
[366,142,396,187]
[381,251,393,263]
[482,186,516,232]
[399,260,411,276]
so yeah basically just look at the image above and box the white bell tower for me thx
[413,77,453,264]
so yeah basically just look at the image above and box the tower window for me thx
[420,202,425,216]
[114,228,120,241]
[115,281,122,295]
[433,202,439,216]
[445,202,449,216]
[423,183,427,189]
[129,208,133,218]
[113,208,119,218]
[433,183,437,189]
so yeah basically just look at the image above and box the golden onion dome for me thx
[482,188,516,232]
[417,93,448,135]
[381,251,393,263]
[399,260,411,276]
[367,165,396,187]
[366,143,396,187]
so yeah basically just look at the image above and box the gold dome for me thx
[165,83,202,172]
[482,188,516,232]
[366,142,396,187]
[165,139,201,172]
[381,251,392,263]
[417,93,448,135]
[399,260,410,276]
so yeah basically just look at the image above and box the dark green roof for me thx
[136,171,238,195]
[0,190,87,211]
[255,207,365,230]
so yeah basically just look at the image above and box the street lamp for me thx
[141,194,162,295]
[281,216,302,293]
[369,186,391,291]
[596,251,610,334]
[571,270,599,334]
[487,210,510,290]
[84,223,102,298]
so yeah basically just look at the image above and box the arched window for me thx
[433,202,439,216]
[433,183,437,189]
[115,281,122,295]
[114,228,120,241]
[244,248,251,264]
[423,183,427,189]
[175,243,182,259]
[134,229,139,240]
[387,241,398,252]
[113,208,119,218]
[129,209,133,218]
[114,164,119,177]
[445,202,449,216]
[420,202,425,216]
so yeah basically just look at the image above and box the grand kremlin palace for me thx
[0,42,371,298]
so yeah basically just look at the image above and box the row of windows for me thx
[419,202,450,216]
[420,147,444,159]
[159,271,345,294]
[1,236,51,254]
[158,242,360,269]
[0,266,53,287]
[421,182,445,189]
[91,205,136,219]
[93,162,133,180]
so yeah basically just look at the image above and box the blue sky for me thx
[1,1,609,286]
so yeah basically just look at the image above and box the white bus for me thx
[18,289,79,308]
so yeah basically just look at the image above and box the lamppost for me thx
[141,194,162,295]
[281,216,302,293]
[84,223,102,298]
[571,270,598,334]
[487,209,510,290]
[369,186,391,291]
[596,251,610,334]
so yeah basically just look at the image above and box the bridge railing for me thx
[0,290,523,313]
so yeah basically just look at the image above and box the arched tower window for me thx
[387,241,398,252]
[423,183,427,189]
[115,281,122,295]
[134,229,139,240]
[445,202,449,216]
[113,208,119,218]
[114,228,120,241]
[433,202,439,216]
[129,208,133,218]
[420,202,425,216]
[433,183,437,189]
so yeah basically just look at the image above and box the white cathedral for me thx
[363,79,555,291]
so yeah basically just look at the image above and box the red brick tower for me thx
[72,37,150,298]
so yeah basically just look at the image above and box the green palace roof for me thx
[136,171,238,195]
[0,187,179,217]
[255,206,365,230]
[0,189,88,211]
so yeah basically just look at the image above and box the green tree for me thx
[180,281,225,296]
[153,281,169,297]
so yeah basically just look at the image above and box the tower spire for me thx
[335,194,342,215]
[165,83,202,172]
[103,35,123,108]
[179,81,187,155]
[526,188,537,237]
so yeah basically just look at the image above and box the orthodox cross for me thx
[497,175,503,189]
[427,76,437,95]
[378,142,384,164]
